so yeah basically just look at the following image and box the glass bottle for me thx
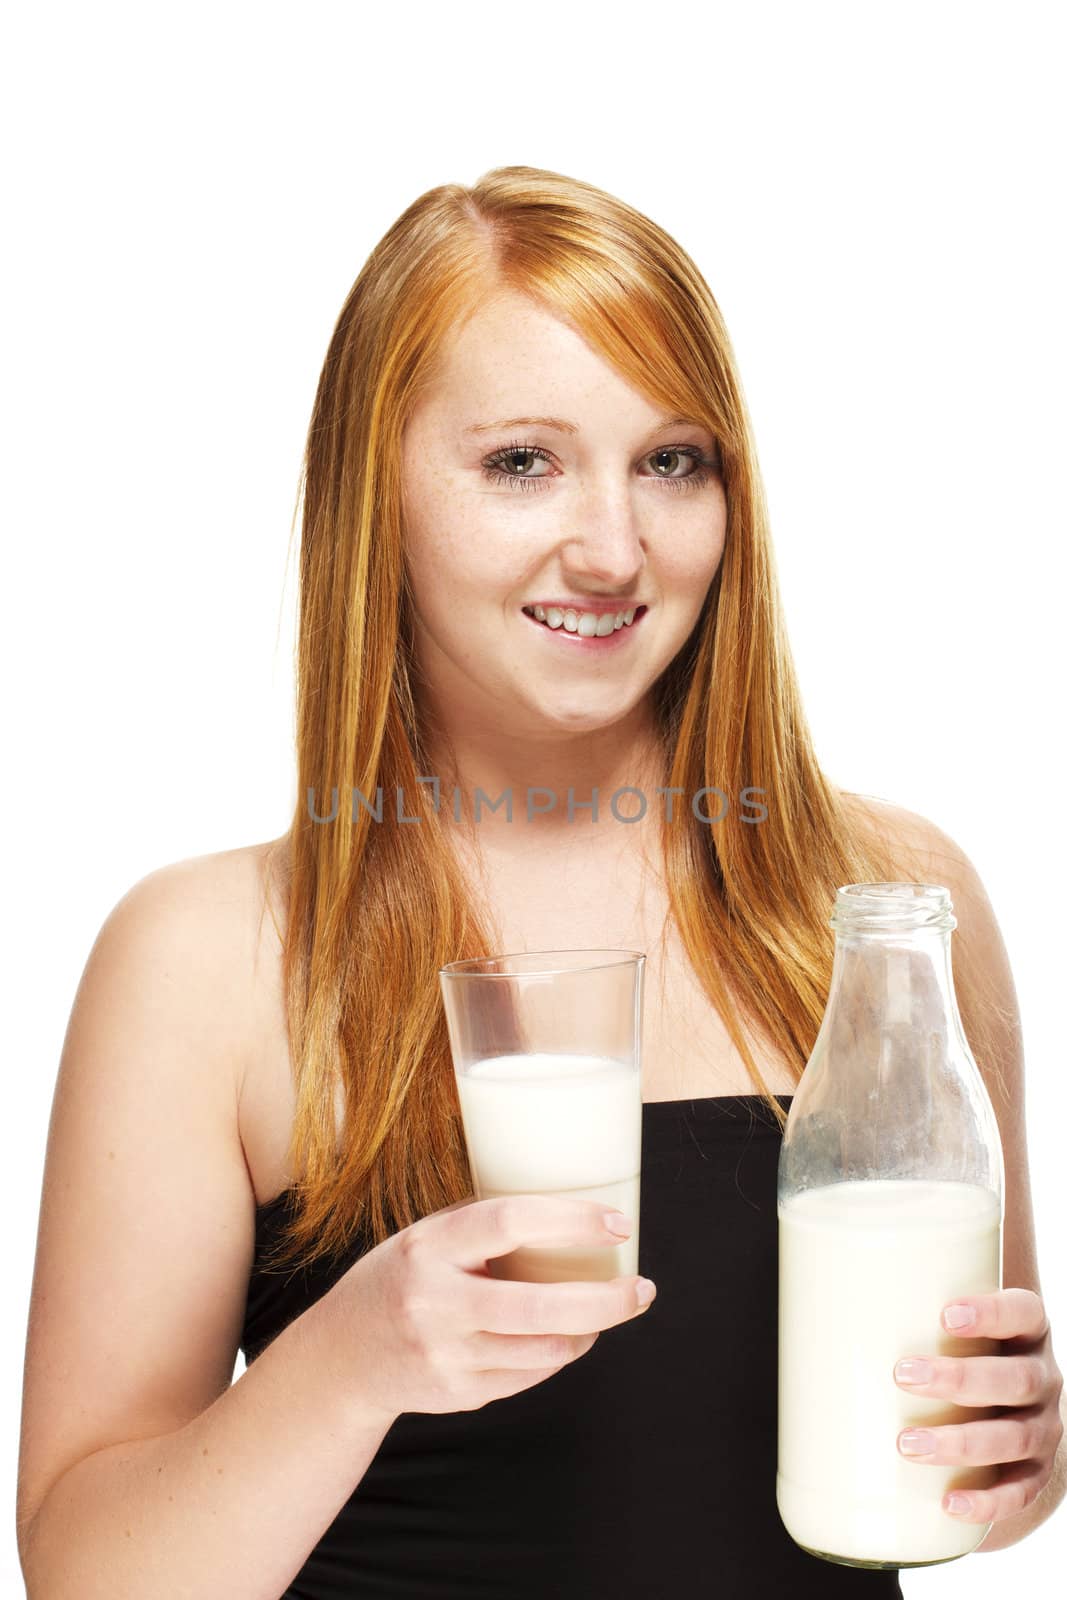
[777,882,1004,1569]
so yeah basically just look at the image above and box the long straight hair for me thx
[260,166,1007,1274]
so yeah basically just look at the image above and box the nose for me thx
[562,495,646,592]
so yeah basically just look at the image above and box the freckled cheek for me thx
[405,515,516,623]
[655,540,725,602]
[675,512,727,594]
[444,499,541,593]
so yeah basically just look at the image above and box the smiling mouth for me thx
[521,603,648,638]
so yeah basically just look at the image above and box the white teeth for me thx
[526,604,639,633]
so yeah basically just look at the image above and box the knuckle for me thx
[489,1194,522,1239]
[418,1339,445,1380]
[396,1226,424,1268]
[516,1286,546,1327]
[1029,1356,1050,1401]
[1036,1410,1061,1459]
[511,1286,537,1324]
[429,1362,463,1404]
[942,1358,966,1397]
[1013,1476,1035,1513]
[1015,1358,1042,1404]
[542,1334,571,1366]
[397,1280,436,1338]
[1027,1288,1050,1338]
[1016,1418,1038,1459]
[428,1204,455,1242]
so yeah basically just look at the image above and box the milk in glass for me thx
[456,1052,641,1281]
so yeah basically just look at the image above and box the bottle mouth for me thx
[830,882,957,935]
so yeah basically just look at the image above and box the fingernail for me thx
[605,1212,634,1237]
[635,1277,657,1306]
[944,1303,976,1328]
[946,1492,973,1515]
[899,1430,935,1455]
[895,1358,934,1384]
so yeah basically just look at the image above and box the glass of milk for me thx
[439,948,645,1283]
[777,883,1004,1570]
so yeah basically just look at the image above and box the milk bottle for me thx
[777,883,1003,1568]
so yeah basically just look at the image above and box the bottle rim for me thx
[830,881,957,934]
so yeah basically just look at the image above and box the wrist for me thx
[297,1284,402,1442]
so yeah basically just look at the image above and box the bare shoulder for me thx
[114,833,288,935]
[841,790,1004,985]
[842,789,1016,1011]
[100,835,290,1087]
[842,791,974,884]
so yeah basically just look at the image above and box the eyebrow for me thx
[462,413,709,439]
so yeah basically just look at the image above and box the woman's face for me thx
[400,289,727,740]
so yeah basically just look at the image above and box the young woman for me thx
[17,166,1064,1597]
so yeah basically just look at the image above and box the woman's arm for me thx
[19,1294,399,1600]
[17,849,399,1598]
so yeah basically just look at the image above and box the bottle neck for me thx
[779,884,1002,1195]
[830,882,957,939]
[829,928,960,1038]
[826,883,962,1041]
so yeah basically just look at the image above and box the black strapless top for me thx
[240,1095,903,1597]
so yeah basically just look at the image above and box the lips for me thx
[520,603,648,643]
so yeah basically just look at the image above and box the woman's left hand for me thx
[894,1287,1064,1523]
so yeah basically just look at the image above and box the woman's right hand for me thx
[314,1194,656,1424]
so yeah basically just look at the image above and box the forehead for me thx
[420,290,651,422]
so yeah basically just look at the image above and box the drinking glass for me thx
[439,948,645,1283]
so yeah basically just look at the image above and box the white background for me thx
[4,1,1063,1592]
